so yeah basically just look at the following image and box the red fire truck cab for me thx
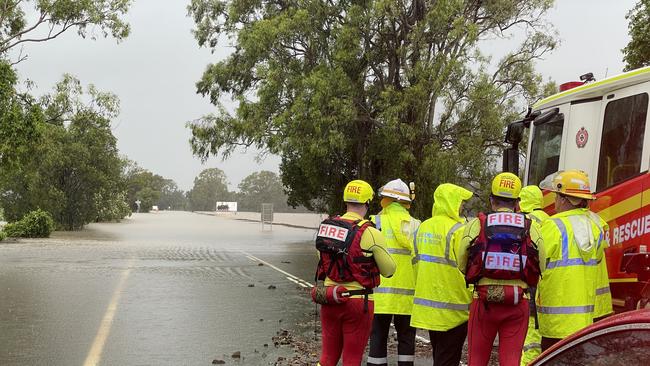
[504,66,650,311]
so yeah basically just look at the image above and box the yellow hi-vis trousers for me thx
[520,316,541,365]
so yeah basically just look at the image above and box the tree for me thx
[237,171,291,212]
[187,0,556,218]
[158,179,188,211]
[0,75,128,229]
[0,61,42,172]
[123,161,163,213]
[0,0,131,61]
[623,0,650,71]
[187,168,230,211]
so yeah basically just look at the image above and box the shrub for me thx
[0,230,6,241]
[4,209,55,238]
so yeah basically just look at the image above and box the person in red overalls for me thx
[313,179,396,366]
[457,173,545,366]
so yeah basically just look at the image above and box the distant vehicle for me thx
[504,66,650,312]
[151,206,159,212]
[529,309,650,365]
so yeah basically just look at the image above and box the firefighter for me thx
[518,185,549,366]
[593,217,613,322]
[537,170,608,351]
[410,183,473,366]
[367,179,420,366]
[458,173,544,366]
[314,179,396,366]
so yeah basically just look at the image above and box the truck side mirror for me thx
[505,121,525,145]
[503,148,519,175]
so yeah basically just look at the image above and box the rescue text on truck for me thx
[502,66,650,312]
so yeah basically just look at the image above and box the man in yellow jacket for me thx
[410,183,473,366]
[368,179,420,366]
[518,185,549,366]
[315,180,397,366]
[458,173,544,366]
[537,170,608,351]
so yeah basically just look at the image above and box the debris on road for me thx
[267,285,277,289]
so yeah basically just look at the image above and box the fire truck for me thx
[503,66,650,312]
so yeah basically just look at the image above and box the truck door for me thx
[563,97,603,180]
[591,85,650,306]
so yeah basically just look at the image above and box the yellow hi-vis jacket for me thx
[410,184,472,331]
[372,203,420,315]
[538,208,604,339]
[593,214,613,319]
[520,213,548,366]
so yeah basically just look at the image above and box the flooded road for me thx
[0,211,318,365]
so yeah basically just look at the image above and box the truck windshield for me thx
[528,115,564,186]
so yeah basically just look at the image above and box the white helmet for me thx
[379,179,412,202]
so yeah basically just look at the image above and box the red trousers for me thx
[467,299,529,366]
[319,298,374,366]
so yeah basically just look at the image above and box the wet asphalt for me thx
[0,211,319,365]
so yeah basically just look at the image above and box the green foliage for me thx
[0,0,131,57]
[3,209,55,238]
[623,0,650,71]
[157,180,188,211]
[0,62,42,173]
[122,161,188,212]
[187,168,231,211]
[0,74,130,230]
[0,230,5,241]
[188,0,557,218]
[236,170,303,212]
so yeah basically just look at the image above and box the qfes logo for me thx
[576,127,589,148]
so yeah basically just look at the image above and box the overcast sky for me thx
[12,0,637,191]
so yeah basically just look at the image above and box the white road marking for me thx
[242,251,313,288]
[286,276,310,288]
[243,252,430,343]
[83,264,132,366]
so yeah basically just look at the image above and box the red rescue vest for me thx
[465,212,540,286]
[315,216,380,289]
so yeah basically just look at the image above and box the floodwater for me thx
[0,211,319,365]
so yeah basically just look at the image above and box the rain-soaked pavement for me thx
[0,211,320,365]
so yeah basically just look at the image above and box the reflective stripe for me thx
[398,354,415,362]
[514,285,519,305]
[445,223,463,262]
[551,218,570,260]
[529,214,542,224]
[537,305,594,314]
[375,214,382,230]
[546,258,598,269]
[412,227,419,258]
[417,254,457,267]
[413,298,469,311]
[523,342,541,352]
[367,356,388,364]
[374,287,415,296]
[387,248,411,256]
[549,218,599,268]
[596,286,611,295]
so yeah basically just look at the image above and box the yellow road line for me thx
[83,264,133,366]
